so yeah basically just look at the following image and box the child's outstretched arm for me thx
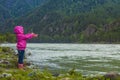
[31,33,38,38]
[24,33,38,39]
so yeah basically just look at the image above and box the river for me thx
[1,43,120,75]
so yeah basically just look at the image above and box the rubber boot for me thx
[18,64,24,69]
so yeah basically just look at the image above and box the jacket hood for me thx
[14,26,24,34]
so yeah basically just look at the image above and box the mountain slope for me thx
[0,0,48,29]
[2,0,120,43]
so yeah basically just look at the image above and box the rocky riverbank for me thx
[0,46,120,80]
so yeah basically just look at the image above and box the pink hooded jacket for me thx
[14,26,34,50]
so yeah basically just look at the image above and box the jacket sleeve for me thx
[23,33,34,40]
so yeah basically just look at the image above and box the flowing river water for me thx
[1,43,120,75]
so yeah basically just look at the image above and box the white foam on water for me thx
[1,43,120,75]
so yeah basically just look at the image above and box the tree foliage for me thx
[0,0,120,43]
[0,33,16,43]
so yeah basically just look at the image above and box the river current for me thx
[1,43,120,75]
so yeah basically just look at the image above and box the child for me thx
[14,26,38,69]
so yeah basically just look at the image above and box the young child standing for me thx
[14,26,38,69]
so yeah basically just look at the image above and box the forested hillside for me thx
[0,0,48,32]
[0,0,120,43]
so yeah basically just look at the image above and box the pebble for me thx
[0,73,12,78]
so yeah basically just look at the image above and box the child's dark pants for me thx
[18,50,25,64]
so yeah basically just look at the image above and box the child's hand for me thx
[32,33,38,37]
[34,34,38,37]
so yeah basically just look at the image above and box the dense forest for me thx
[0,0,48,31]
[0,33,15,43]
[0,0,120,43]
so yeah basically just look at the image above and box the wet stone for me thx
[104,72,120,79]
